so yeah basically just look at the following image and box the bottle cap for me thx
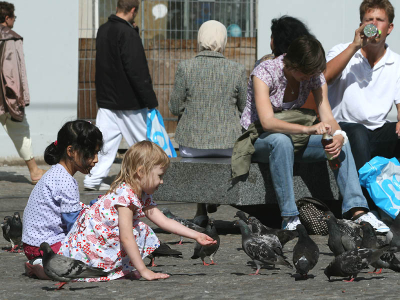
[322,133,332,139]
[364,24,378,37]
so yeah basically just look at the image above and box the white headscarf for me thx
[197,20,227,53]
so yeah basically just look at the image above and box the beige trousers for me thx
[0,112,33,161]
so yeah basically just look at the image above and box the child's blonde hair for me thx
[109,141,170,195]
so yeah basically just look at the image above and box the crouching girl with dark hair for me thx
[22,120,103,278]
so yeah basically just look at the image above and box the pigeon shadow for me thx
[191,262,218,266]
[320,251,335,257]
[41,285,99,291]
[246,261,278,270]
[167,273,207,276]
[291,273,316,281]
[231,272,248,276]
[327,276,385,282]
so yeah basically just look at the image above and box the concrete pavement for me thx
[1,162,400,299]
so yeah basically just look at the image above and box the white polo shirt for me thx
[327,43,400,130]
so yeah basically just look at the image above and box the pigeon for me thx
[39,242,111,290]
[1,216,12,245]
[247,216,298,247]
[191,218,220,266]
[147,242,183,267]
[360,221,400,274]
[292,224,319,279]
[193,214,209,229]
[234,219,292,275]
[321,211,361,256]
[386,212,400,249]
[161,208,205,244]
[5,212,23,252]
[324,246,391,282]
[234,211,253,231]
[234,211,249,223]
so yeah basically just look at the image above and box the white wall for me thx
[258,0,400,121]
[0,0,79,159]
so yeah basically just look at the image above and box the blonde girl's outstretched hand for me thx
[140,268,170,281]
[196,233,217,246]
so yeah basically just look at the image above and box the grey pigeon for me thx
[360,221,400,273]
[234,211,249,223]
[6,212,23,252]
[147,242,183,267]
[234,220,292,275]
[191,218,220,265]
[386,213,400,249]
[321,211,361,256]
[40,242,111,290]
[161,208,205,244]
[234,211,253,231]
[193,214,209,228]
[1,216,12,244]
[247,216,298,247]
[324,246,390,282]
[292,224,319,279]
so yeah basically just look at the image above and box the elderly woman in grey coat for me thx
[169,20,247,159]
[169,20,247,216]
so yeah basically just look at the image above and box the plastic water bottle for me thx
[364,24,381,37]
[321,133,341,170]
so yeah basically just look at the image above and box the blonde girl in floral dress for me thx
[58,141,216,281]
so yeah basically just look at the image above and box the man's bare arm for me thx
[324,23,377,85]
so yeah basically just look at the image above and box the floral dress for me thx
[58,182,160,282]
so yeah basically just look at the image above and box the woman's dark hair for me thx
[44,120,103,170]
[270,15,314,57]
[283,35,326,75]
[0,1,15,23]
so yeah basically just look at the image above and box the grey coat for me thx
[169,51,247,149]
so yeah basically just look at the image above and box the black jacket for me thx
[95,15,158,110]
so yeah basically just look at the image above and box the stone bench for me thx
[153,157,340,206]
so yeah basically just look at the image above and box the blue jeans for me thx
[253,133,369,217]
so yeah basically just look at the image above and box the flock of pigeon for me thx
[3,207,400,289]
[161,208,400,282]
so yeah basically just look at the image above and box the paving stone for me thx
[1,163,400,299]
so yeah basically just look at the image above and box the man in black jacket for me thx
[84,0,158,191]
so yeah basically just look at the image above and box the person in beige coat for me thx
[0,1,45,184]
[169,20,247,215]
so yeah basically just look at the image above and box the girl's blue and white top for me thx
[22,164,83,247]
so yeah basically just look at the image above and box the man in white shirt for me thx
[325,0,400,172]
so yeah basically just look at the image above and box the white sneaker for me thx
[282,215,301,230]
[354,212,390,234]
[84,182,110,191]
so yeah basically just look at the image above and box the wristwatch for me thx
[333,130,348,145]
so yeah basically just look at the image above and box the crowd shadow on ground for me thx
[0,171,31,184]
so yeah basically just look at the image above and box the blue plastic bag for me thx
[359,156,400,219]
[147,108,177,158]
